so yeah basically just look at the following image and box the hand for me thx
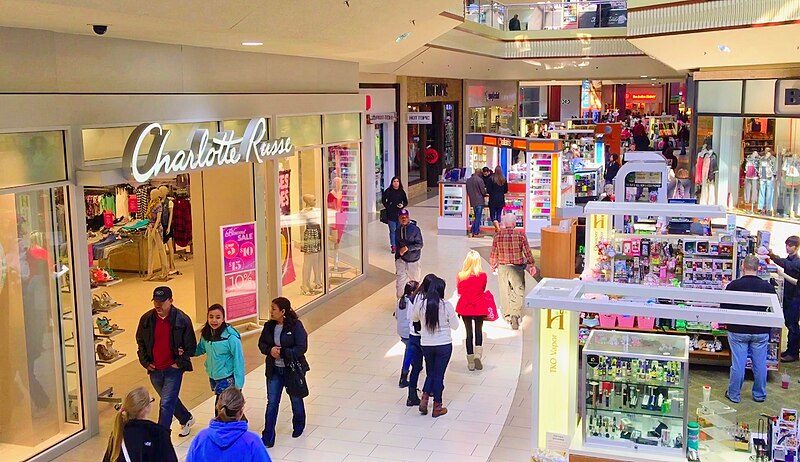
[270,346,281,359]
[399,246,408,256]
[397,204,404,208]
[146,364,156,371]
[170,363,181,369]
[528,265,538,277]
[177,347,184,356]
[776,266,786,277]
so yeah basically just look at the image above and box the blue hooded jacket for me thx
[187,420,271,462]
[195,324,245,389]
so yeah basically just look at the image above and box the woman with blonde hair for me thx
[455,250,490,371]
[103,387,177,462]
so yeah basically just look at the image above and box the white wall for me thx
[560,86,581,121]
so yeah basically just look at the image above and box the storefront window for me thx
[327,144,362,288]
[0,131,67,188]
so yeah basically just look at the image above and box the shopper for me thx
[769,236,800,362]
[395,209,424,299]
[662,144,678,170]
[186,388,271,462]
[103,387,177,462]
[456,250,490,371]
[381,176,408,254]
[508,14,521,31]
[405,274,437,406]
[396,280,419,388]
[490,213,537,330]
[411,276,458,417]
[604,153,621,186]
[632,118,648,150]
[194,304,246,405]
[486,167,509,231]
[258,297,309,448]
[723,255,776,403]
[466,168,488,237]
[135,286,197,436]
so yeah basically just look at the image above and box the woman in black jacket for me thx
[486,168,509,231]
[258,297,310,448]
[103,387,177,462]
[381,177,408,254]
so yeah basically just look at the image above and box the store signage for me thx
[367,113,397,124]
[485,91,500,101]
[407,112,433,124]
[122,118,294,182]
[497,137,513,147]
[537,307,577,449]
[221,221,258,322]
[561,98,571,105]
[424,82,448,97]
[630,93,657,101]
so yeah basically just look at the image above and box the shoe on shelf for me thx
[178,416,195,437]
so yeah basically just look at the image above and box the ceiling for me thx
[0,0,464,64]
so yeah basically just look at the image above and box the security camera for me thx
[92,25,108,35]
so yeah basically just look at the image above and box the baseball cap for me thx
[152,286,173,302]
[398,209,410,217]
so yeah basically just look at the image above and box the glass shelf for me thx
[586,405,684,420]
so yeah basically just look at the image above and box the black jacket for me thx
[486,178,509,209]
[723,275,776,335]
[774,254,800,302]
[136,307,197,372]
[604,162,620,182]
[258,319,310,379]
[395,222,423,263]
[381,187,408,222]
[102,419,177,462]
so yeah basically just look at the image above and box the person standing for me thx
[395,209,423,299]
[396,281,419,389]
[411,276,458,417]
[103,387,177,462]
[508,14,521,31]
[486,167,509,231]
[466,168,488,237]
[135,286,197,436]
[723,255,776,403]
[194,304,246,405]
[258,297,309,448]
[490,213,537,330]
[405,274,437,407]
[456,250,489,371]
[381,176,408,254]
[769,236,800,362]
[604,153,621,186]
[632,118,648,150]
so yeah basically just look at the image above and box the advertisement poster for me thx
[221,222,257,322]
[278,169,296,286]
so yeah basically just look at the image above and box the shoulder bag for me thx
[284,349,310,398]
[379,208,389,224]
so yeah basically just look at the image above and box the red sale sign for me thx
[220,222,258,321]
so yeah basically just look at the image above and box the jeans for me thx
[727,332,769,402]
[388,220,399,249]
[470,206,484,236]
[489,206,503,224]
[759,179,775,211]
[461,316,484,355]
[263,366,306,446]
[149,367,192,430]
[422,343,453,403]
[497,264,526,318]
[407,335,423,398]
[784,298,800,357]
[400,338,414,371]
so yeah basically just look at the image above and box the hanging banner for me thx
[278,169,296,285]
[221,222,258,322]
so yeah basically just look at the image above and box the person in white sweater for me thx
[411,275,458,417]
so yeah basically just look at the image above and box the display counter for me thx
[438,181,468,235]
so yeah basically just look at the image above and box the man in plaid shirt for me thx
[490,213,536,330]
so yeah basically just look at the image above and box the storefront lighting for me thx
[396,32,411,43]
[241,41,263,46]
[718,45,732,53]
[650,78,657,81]
[640,75,648,78]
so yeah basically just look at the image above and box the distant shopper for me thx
[103,387,177,462]
[486,167,509,231]
[604,153,621,185]
[395,209,424,299]
[187,388,271,462]
[632,119,649,150]
[595,2,612,27]
[508,14,521,31]
[769,236,800,362]
[490,213,537,330]
[135,286,197,436]
[258,297,309,448]
[381,176,408,254]
[662,145,678,170]
[466,168,488,237]
[194,304,245,405]
[411,276,458,417]
[456,250,490,371]
[482,167,493,190]
[723,255,776,403]
[396,280,420,388]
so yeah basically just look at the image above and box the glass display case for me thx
[582,329,689,456]
[574,165,603,203]
[528,151,553,229]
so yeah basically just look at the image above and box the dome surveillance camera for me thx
[92,25,108,35]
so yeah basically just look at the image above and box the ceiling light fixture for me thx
[396,32,411,43]
[650,78,657,81]
[242,41,263,46]
[640,75,648,78]
[718,45,731,53]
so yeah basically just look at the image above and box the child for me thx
[194,304,245,404]
[395,281,419,388]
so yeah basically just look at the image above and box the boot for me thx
[419,392,430,415]
[510,315,520,330]
[406,389,421,406]
[466,354,476,371]
[474,346,483,370]
[432,401,448,418]
[398,370,410,388]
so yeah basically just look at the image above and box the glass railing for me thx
[464,0,628,31]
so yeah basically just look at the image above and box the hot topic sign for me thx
[221,222,258,322]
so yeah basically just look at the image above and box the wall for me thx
[560,86,581,121]
[466,80,518,108]
[360,87,398,215]
[406,76,463,103]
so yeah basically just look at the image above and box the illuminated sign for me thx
[498,137,513,147]
[122,118,293,182]
[424,83,448,97]
[407,112,433,124]
[367,113,397,124]
[486,91,501,101]
[630,93,657,101]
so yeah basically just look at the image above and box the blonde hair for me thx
[107,387,151,462]
[458,250,483,280]
[216,387,245,422]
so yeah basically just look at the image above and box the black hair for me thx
[414,273,437,299]
[201,304,228,341]
[272,296,299,328]
[787,236,800,248]
[399,281,419,311]
[424,276,446,333]
[390,176,404,191]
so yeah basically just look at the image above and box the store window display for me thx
[327,144,362,288]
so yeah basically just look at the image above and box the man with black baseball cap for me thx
[135,286,198,436]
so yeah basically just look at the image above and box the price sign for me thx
[220,222,258,321]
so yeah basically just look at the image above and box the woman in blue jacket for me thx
[194,304,245,404]
[186,388,271,462]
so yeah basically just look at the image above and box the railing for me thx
[464,0,627,32]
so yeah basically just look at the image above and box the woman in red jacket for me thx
[456,250,489,371]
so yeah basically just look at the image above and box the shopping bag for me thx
[484,290,499,322]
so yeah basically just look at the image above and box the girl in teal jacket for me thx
[195,304,246,403]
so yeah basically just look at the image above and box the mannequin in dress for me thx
[744,150,760,210]
[299,194,323,295]
[695,144,708,200]
[758,148,777,215]
[157,185,177,274]
[145,189,169,280]
[699,148,718,205]
[327,177,346,271]
[784,151,800,218]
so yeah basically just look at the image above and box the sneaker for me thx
[781,354,798,363]
[178,416,195,437]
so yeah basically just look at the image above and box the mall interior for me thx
[3,1,800,462]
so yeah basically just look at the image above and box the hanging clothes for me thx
[172,199,192,248]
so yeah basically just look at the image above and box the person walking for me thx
[723,255,776,403]
[258,297,309,448]
[194,304,246,405]
[486,167,509,231]
[405,274,437,407]
[396,280,419,388]
[456,250,489,371]
[490,213,537,330]
[381,176,408,254]
[395,209,423,298]
[186,388,271,462]
[466,168,488,237]
[411,276,458,417]
[769,236,800,362]
[135,286,197,436]
[103,387,177,462]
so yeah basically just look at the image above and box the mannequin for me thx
[327,177,346,271]
[699,148,717,205]
[157,185,177,273]
[145,189,169,280]
[758,148,777,215]
[695,145,707,200]
[784,151,800,218]
[744,150,760,210]
[299,194,323,295]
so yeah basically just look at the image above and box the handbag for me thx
[484,290,499,322]
[379,208,389,224]
[284,349,310,398]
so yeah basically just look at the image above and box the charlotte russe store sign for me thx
[122,118,293,182]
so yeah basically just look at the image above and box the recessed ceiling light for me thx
[640,75,648,78]
[650,78,657,81]
[242,41,263,46]
[396,32,411,43]
[550,80,557,82]
[718,45,731,53]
